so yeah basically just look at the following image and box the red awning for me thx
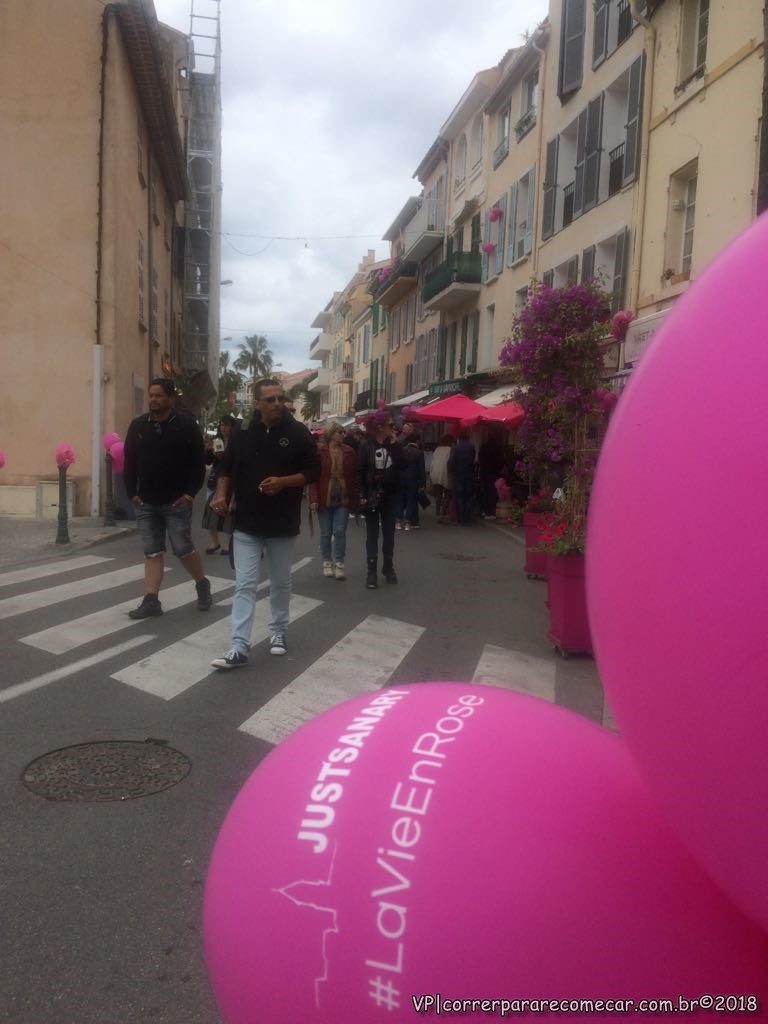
[411,394,488,422]
[472,400,525,428]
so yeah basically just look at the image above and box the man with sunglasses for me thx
[210,378,319,667]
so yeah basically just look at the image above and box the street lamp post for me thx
[55,464,70,545]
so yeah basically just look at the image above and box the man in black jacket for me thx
[358,411,403,589]
[209,378,319,667]
[123,377,211,619]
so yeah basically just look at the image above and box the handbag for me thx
[417,489,431,510]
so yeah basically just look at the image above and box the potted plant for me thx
[538,486,591,657]
[523,489,555,579]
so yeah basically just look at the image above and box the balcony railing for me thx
[402,199,446,261]
[423,251,482,304]
[492,135,510,169]
[608,143,625,197]
[562,181,575,228]
[373,260,419,304]
[514,107,537,141]
[334,360,354,382]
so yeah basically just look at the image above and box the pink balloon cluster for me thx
[588,211,768,941]
[109,441,125,473]
[0,449,5,470]
[102,431,121,450]
[55,443,76,469]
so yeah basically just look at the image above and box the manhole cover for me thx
[22,740,191,802]
[435,553,486,562]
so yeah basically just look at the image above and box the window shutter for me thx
[593,0,608,67]
[581,244,596,281]
[469,310,480,372]
[567,255,579,284]
[573,108,588,218]
[470,213,481,253]
[524,165,536,255]
[459,316,468,374]
[542,138,559,240]
[612,227,630,312]
[437,326,447,380]
[507,182,519,266]
[495,194,506,276]
[543,269,554,288]
[623,55,644,187]
[372,303,379,333]
[446,235,454,261]
[560,0,586,98]
[481,209,491,281]
[584,94,604,211]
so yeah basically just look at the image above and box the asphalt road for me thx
[0,512,605,1024]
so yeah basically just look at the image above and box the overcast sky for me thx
[153,0,549,374]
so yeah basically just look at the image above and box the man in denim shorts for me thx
[123,378,211,619]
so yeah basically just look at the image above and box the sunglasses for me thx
[260,395,286,404]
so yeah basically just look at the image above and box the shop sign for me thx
[428,378,464,397]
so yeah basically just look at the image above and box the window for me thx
[363,324,371,363]
[482,195,506,281]
[471,114,484,168]
[150,267,159,341]
[493,105,511,168]
[522,70,538,115]
[164,288,169,347]
[593,0,637,68]
[515,286,529,312]
[542,137,559,239]
[428,328,438,382]
[559,0,586,99]
[455,136,468,190]
[581,245,596,282]
[507,165,536,265]
[150,167,160,225]
[542,269,554,288]
[479,306,493,372]
[665,160,698,279]
[390,308,400,352]
[137,115,146,188]
[679,0,709,84]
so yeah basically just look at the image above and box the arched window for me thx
[471,115,484,169]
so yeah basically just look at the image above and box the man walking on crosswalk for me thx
[123,377,212,620]
[209,378,319,668]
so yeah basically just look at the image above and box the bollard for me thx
[104,451,116,527]
[55,464,70,545]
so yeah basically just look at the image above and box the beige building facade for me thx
[1,0,221,516]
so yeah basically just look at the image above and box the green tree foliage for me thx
[209,349,245,424]
[288,374,321,422]
[234,334,274,379]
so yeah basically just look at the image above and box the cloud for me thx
[154,0,549,371]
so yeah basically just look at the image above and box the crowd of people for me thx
[121,377,521,668]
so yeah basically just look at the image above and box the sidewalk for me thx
[0,515,136,569]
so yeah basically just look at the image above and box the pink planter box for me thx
[545,552,592,657]
[523,512,547,578]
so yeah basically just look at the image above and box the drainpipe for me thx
[531,27,548,279]
[628,0,657,311]
[148,156,155,388]
[92,5,117,516]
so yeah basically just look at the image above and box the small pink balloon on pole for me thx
[102,431,121,450]
[54,443,75,543]
[0,449,6,470]
[109,441,125,473]
[55,443,76,469]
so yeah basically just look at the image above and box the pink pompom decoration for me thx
[0,449,5,469]
[488,205,502,222]
[109,440,125,473]
[55,443,76,469]
[102,431,121,450]
[610,308,635,341]
[481,242,496,254]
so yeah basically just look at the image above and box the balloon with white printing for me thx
[204,684,768,1023]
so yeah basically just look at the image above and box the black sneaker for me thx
[196,577,212,611]
[128,594,163,619]
[269,633,287,656]
[382,565,398,584]
[211,648,248,670]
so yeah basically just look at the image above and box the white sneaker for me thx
[322,560,334,577]
[404,522,412,532]
[395,521,403,531]
[269,633,287,656]
[334,561,345,580]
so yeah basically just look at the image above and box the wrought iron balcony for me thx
[514,107,537,141]
[422,251,482,310]
[492,135,510,169]
[334,360,354,382]
[373,260,419,307]
[562,181,575,227]
[608,143,625,197]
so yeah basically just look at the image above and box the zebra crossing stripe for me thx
[238,614,425,744]
[0,564,152,621]
[0,555,112,590]
[472,643,556,703]
[20,576,233,654]
[112,593,322,700]
[0,634,155,705]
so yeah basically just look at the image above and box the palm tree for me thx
[234,334,274,379]
[289,374,322,422]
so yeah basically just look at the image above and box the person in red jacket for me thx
[308,422,358,580]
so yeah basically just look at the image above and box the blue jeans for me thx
[398,477,419,526]
[454,472,474,524]
[316,506,349,562]
[231,530,295,652]
[134,501,195,558]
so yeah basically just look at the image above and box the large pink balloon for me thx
[588,213,768,934]
[204,684,768,1023]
